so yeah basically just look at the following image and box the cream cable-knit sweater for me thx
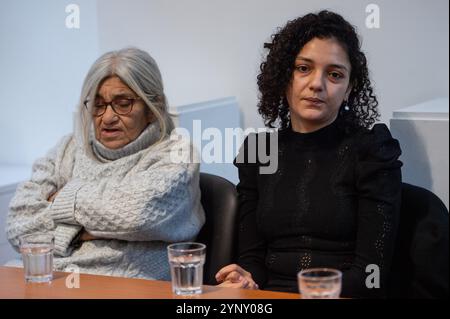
[6,122,205,280]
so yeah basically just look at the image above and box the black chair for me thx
[388,183,449,298]
[196,173,239,285]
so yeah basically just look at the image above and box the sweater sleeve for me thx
[341,124,403,298]
[234,135,268,287]
[6,135,81,256]
[48,139,205,243]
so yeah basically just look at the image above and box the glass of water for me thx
[298,268,342,299]
[167,242,206,295]
[20,233,54,283]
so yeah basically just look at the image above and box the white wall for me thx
[97,0,449,129]
[1,0,448,166]
[0,0,99,166]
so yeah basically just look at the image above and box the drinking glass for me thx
[167,242,206,295]
[298,268,342,299]
[20,233,54,283]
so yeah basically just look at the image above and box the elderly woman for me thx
[6,47,205,280]
[215,11,402,298]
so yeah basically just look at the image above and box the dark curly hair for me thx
[257,10,379,131]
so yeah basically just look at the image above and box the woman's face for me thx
[285,37,352,133]
[93,76,153,149]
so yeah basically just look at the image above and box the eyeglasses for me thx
[84,96,142,116]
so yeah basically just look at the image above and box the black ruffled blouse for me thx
[234,119,402,298]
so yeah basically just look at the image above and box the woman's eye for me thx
[329,72,343,80]
[115,99,132,107]
[295,65,310,73]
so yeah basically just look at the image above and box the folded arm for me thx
[6,136,81,257]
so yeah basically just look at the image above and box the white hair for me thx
[74,47,174,155]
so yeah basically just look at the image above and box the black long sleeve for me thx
[234,135,268,287]
[233,121,402,297]
[341,124,402,297]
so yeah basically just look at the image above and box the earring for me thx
[343,100,350,111]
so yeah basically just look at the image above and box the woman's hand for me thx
[47,190,59,202]
[79,230,99,241]
[215,264,259,289]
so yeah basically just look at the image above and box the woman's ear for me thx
[145,107,156,124]
[345,84,353,101]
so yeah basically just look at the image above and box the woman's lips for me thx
[302,97,325,106]
[101,128,122,138]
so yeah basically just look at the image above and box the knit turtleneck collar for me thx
[91,121,161,162]
[283,118,342,148]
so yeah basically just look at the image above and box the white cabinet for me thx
[390,98,449,210]
[0,165,31,264]
[171,96,241,184]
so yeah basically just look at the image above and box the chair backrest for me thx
[389,183,449,298]
[196,173,239,285]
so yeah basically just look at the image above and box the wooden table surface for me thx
[0,266,300,299]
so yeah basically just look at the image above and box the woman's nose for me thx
[101,105,119,124]
[309,71,325,92]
